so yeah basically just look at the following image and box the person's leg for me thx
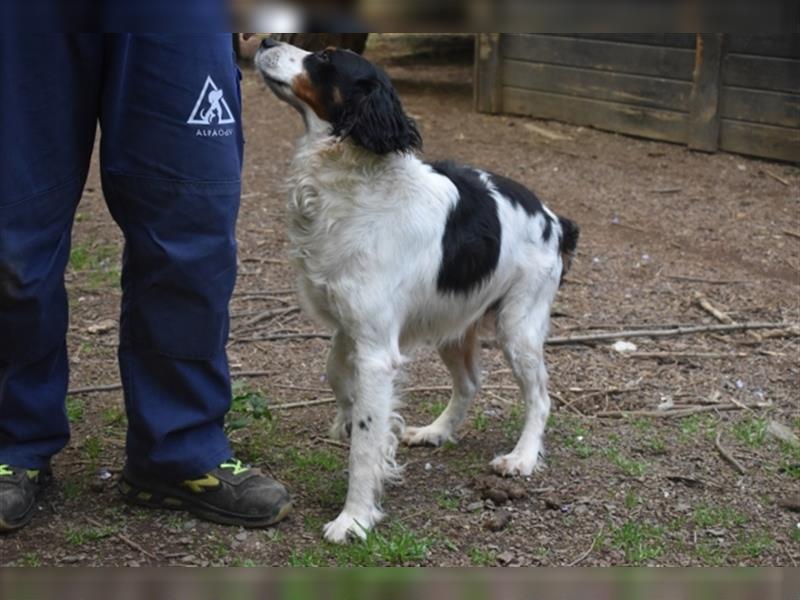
[101,35,290,527]
[0,34,103,469]
[99,34,243,480]
[0,34,102,531]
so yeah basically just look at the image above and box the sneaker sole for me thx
[118,475,292,528]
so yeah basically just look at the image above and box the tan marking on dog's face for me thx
[291,72,329,121]
[332,86,343,105]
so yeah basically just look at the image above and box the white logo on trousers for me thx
[187,76,235,125]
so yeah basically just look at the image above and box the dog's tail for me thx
[557,216,579,283]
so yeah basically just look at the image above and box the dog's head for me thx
[255,39,421,155]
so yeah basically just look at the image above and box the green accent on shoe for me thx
[220,459,250,476]
[182,474,221,493]
[26,470,40,480]
[0,465,13,477]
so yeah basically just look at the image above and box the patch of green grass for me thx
[450,449,485,477]
[102,406,126,428]
[609,520,665,565]
[69,242,120,288]
[647,435,667,455]
[303,514,326,533]
[692,503,747,528]
[679,414,717,441]
[226,383,272,433]
[790,525,800,544]
[563,424,592,459]
[469,547,497,566]
[66,397,84,423]
[83,435,103,463]
[732,418,768,448]
[285,448,344,473]
[423,398,447,419]
[288,547,327,567]
[731,531,772,558]
[61,480,86,501]
[503,403,525,442]
[436,492,460,511]
[163,513,188,532]
[631,418,653,433]
[288,524,433,567]
[778,440,800,479]
[283,448,348,509]
[473,411,489,432]
[229,558,259,567]
[624,489,638,510]
[606,448,648,478]
[65,525,117,546]
[667,516,687,532]
[18,552,41,567]
[694,540,726,566]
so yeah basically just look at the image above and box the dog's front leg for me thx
[323,344,399,543]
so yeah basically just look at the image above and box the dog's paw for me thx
[402,425,452,447]
[323,512,371,544]
[328,412,352,443]
[490,453,542,477]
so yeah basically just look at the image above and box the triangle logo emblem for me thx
[187,76,236,125]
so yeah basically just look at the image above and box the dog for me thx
[255,39,579,543]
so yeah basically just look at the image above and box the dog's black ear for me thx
[335,77,421,155]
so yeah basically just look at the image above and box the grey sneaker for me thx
[0,464,51,532]
[119,458,292,528]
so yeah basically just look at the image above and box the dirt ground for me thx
[2,35,799,567]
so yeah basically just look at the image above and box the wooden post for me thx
[475,33,502,114]
[688,33,726,151]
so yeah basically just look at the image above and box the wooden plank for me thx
[719,120,800,163]
[723,54,800,94]
[720,87,800,128]
[501,34,696,81]
[688,34,725,152]
[727,35,800,59]
[502,59,692,112]
[571,34,696,49]
[503,87,689,144]
[475,33,502,114]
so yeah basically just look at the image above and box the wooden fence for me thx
[475,34,799,162]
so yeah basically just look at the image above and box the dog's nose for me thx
[260,38,280,51]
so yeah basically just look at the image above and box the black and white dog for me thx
[255,40,578,543]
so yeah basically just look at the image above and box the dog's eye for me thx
[317,50,332,63]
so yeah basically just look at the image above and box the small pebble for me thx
[483,488,509,505]
[497,551,515,565]
[541,494,562,510]
[466,501,484,513]
[485,510,512,532]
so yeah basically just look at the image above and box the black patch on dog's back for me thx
[488,172,553,242]
[431,161,502,295]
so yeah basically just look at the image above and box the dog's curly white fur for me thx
[256,41,578,543]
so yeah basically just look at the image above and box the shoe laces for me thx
[219,459,249,476]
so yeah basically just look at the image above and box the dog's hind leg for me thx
[402,325,480,447]
[327,330,356,442]
[323,342,401,543]
[491,282,557,477]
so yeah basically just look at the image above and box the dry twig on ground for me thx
[714,431,747,475]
